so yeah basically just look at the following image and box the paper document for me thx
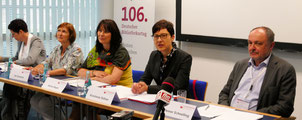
[12,64,26,69]
[211,110,263,120]
[198,104,235,118]
[0,62,7,72]
[103,85,156,103]
[103,85,135,99]
[0,63,25,72]
[127,93,156,104]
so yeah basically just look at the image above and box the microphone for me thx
[153,77,175,120]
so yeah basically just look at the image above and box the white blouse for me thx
[18,33,33,60]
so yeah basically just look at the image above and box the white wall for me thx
[101,0,301,118]
[98,0,114,21]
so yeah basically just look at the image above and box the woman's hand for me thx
[91,67,123,85]
[31,64,44,76]
[92,70,108,78]
[131,81,148,94]
[90,71,110,84]
[77,68,88,78]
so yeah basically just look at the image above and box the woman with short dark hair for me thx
[0,19,46,120]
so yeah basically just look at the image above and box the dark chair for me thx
[132,70,144,83]
[189,80,208,101]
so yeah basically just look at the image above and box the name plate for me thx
[0,62,7,72]
[86,87,120,105]
[9,67,30,82]
[42,77,67,93]
[165,101,200,120]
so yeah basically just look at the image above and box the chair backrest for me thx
[189,80,208,101]
[132,70,144,83]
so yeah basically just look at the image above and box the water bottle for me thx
[7,58,13,78]
[84,71,92,97]
[42,63,49,82]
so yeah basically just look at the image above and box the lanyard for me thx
[244,66,267,99]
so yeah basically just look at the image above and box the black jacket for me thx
[140,48,192,97]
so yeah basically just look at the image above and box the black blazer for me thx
[140,48,192,97]
[218,54,296,117]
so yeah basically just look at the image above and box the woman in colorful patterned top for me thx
[69,19,133,120]
[30,22,84,120]
[77,19,133,87]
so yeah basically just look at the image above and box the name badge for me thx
[9,67,30,82]
[86,87,120,105]
[165,101,200,120]
[42,77,67,93]
[232,98,249,110]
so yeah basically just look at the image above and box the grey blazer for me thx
[218,54,296,117]
[1,35,46,67]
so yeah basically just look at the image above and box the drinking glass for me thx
[177,90,187,103]
[38,69,44,86]
[77,76,86,97]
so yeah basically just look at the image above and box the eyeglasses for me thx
[152,33,169,40]
[11,33,16,37]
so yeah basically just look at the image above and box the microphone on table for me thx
[153,77,175,120]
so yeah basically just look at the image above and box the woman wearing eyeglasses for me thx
[131,19,192,97]
[0,19,46,120]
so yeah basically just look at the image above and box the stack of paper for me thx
[102,85,157,104]
[198,104,235,118]
[198,104,263,120]
[127,93,157,104]
[212,110,263,120]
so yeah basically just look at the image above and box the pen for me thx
[205,105,210,110]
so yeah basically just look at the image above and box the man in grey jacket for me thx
[0,19,46,120]
[218,26,296,117]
